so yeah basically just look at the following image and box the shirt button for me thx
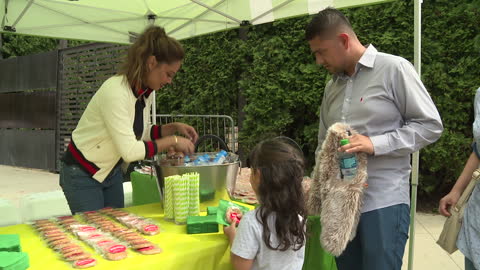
[97,145,100,149]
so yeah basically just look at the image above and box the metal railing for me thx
[156,114,237,153]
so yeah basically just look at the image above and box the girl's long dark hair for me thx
[248,139,307,251]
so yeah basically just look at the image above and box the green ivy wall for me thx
[157,0,480,200]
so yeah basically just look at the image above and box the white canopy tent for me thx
[1,1,423,269]
[1,0,393,43]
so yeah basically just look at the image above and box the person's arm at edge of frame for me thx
[439,149,480,217]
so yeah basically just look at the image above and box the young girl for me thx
[224,139,307,270]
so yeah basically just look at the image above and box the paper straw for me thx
[164,175,175,220]
[188,173,200,216]
[174,175,188,224]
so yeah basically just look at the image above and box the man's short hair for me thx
[305,7,354,41]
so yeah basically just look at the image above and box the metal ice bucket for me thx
[159,156,239,200]
[157,135,240,210]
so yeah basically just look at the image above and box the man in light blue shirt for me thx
[306,7,443,270]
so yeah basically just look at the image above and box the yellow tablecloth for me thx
[0,203,240,270]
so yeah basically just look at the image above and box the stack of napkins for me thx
[207,206,218,216]
[0,235,20,253]
[0,235,29,270]
[186,215,219,234]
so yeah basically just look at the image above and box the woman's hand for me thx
[155,135,194,155]
[175,123,198,143]
[162,122,198,143]
[438,191,461,217]
[173,136,195,155]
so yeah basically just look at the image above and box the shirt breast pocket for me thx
[351,85,400,127]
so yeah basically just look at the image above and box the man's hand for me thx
[338,134,374,155]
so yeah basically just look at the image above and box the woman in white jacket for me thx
[60,26,198,214]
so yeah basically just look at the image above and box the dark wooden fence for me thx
[56,43,128,170]
[1,42,238,171]
[0,51,57,170]
[0,51,58,93]
[0,44,127,171]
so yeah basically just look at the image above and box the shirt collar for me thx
[133,87,154,99]
[335,44,377,80]
[358,44,377,69]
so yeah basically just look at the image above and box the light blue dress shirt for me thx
[314,45,443,213]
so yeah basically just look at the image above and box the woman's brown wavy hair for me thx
[118,26,184,90]
[248,139,307,251]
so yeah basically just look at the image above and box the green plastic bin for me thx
[302,216,337,270]
[130,171,162,206]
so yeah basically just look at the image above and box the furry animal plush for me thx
[307,122,368,256]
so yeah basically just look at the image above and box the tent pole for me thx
[1,0,6,28]
[10,0,34,30]
[33,2,130,39]
[408,1,422,270]
[168,0,227,36]
[250,0,294,24]
[24,17,143,31]
[41,0,139,16]
[190,0,241,23]
[159,16,237,25]
[149,15,157,126]
[237,20,249,163]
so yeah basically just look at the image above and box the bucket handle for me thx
[194,134,230,152]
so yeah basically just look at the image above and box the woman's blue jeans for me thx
[466,257,478,270]
[59,162,124,214]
